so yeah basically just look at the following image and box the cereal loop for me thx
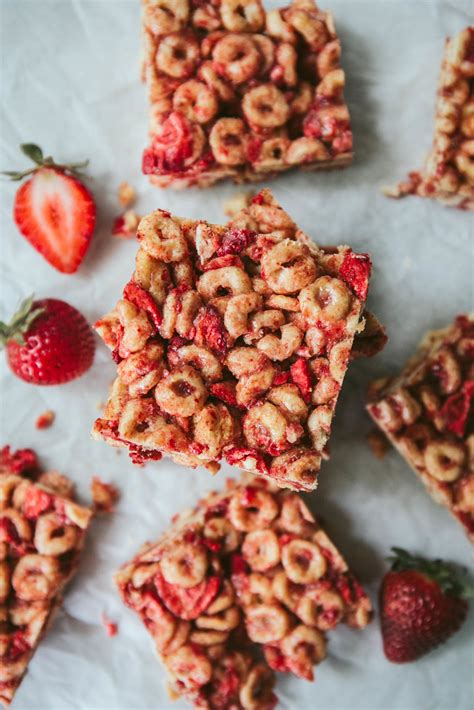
[160,540,208,588]
[262,240,317,295]
[242,84,290,128]
[299,276,352,323]
[155,366,208,417]
[242,529,281,571]
[137,210,188,263]
[228,487,279,531]
[281,539,327,584]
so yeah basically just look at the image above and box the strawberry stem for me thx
[387,547,474,599]
[1,143,90,181]
[0,296,44,348]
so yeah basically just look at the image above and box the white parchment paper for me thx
[1,1,473,708]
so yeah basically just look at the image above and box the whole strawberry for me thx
[380,547,472,663]
[0,296,95,385]
[3,143,96,273]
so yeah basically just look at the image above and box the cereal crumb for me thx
[101,613,118,637]
[117,181,136,207]
[35,410,55,430]
[223,191,255,218]
[91,476,120,513]
[367,429,390,459]
[112,210,140,239]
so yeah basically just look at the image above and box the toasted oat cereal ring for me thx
[189,629,230,645]
[166,644,212,687]
[0,475,24,511]
[296,588,344,630]
[285,137,330,165]
[0,508,32,542]
[272,570,302,613]
[193,403,235,459]
[198,265,252,299]
[455,140,474,184]
[173,80,219,123]
[268,384,308,422]
[281,624,327,678]
[209,118,248,166]
[307,405,332,451]
[243,402,289,454]
[245,309,286,344]
[242,84,290,128]
[245,602,291,643]
[317,39,341,77]
[270,448,321,488]
[213,34,260,85]
[225,346,270,378]
[299,276,352,323]
[224,292,262,338]
[170,344,223,382]
[199,61,235,102]
[156,32,200,79]
[424,439,465,482]
[290,81,313,115]
[196,604,240,631]
[0,560,10,603]
[12,553,61,601]
[252,35,275,74]
[282,539,327,584]
[34,513,79,556]
[155,365,208,417]
[239,663,276,710]
[287,9,328,50]
[236,572,274,606]
[143,0,190,35]
[242,529,280,571]
[278,492,315,535]
[236,365,275,408]
[261,240,317,294]
[253,135,290,172]
[456,474,474,512]
[204,516,242,553]
[220,0,265,32]
[205,579,235,614]
[256,323,303,361]
[228,487,279,532]
[160,540,208,588]
[137,210,188,262]
[265,8,296,43]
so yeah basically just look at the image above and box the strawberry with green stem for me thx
[0,296,95,385]
[2,143,96,273]
[380,547,473,663]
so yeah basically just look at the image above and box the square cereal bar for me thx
[0,446,92,707]
[93,189,374,491]
[384,27,474,211]
[115,474,371,708]
[140,0,353,188]
[367,315,474,542]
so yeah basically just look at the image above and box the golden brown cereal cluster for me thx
[115,474,372,708]
[0,447,92,707]
[367,314,474,541]
[140,0,353,187]
[385,26,474,210]
[93,189,375,491]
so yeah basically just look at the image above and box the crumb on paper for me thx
[96,400,106,411]
[167,684,180,701]
[101,613,118,637]
[367,429,390,460]
[91,476,120,513]
[35,410,55,430]
[223,191,255,218]
[118,181,136,207]
[112,210,140,239]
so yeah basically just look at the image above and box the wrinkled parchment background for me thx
[1,1,473,708]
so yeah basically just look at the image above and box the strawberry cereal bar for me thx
[0,446,92,706]
[141,0,353,188]
[384,27,474,211]
[115,475,372,708]
[367,315,474,542]
[93,189,374,491]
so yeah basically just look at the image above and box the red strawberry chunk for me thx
[441,381,474,437]
[210,381,238,407]
[216,229,256,256]
[290,358,313,402]
[339,252,372,300]
[0,446,38,475]
[194,306,230,356]
[224,446,269,475]
[144,112,194,174]
[272,370,291,386]
[128,444,163,465]
[154,572,220,620]
[23,486,53,519]
[123,280,162,329]
[202,255,244,271]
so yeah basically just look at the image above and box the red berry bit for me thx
[210,381,238,407]
[0,445,38,476]
[194,305,230,357]
[216,228,256,257]
[35,409,55,430]
[290,358,313,402]
[339,251,372,300]
[123,281,162,330]
[441,381,474,438]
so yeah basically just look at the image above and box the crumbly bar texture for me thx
[384,27,474,211]
[115,474,372,709]
[367,315,474,542]
[140,0,353,188]
[93,189,373,491]
[0,446,92,707]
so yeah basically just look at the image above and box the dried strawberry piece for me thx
[7,631,31,661]
[230,553,250,576]
[339,252,372,300]
[441,381,474,437]
[264,646,290,673]
[23,486,53,519]
[290,358,313,403]
[123,280,162,329]
[216,228,256,257]
[278,533,298,547]
[272,370,291,386]
[154,571,220,620]
[251,192,265,205]
[0,446,38,476]
[247,138,263,163]
[224,446,269,475]
[147,112,194,174]
[203,255,244,271]
[210,381,238,407]
[194,305,230,357]
[332,130,353,154]
[202,537,222,553]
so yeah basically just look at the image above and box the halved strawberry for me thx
[3,143,96,274]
